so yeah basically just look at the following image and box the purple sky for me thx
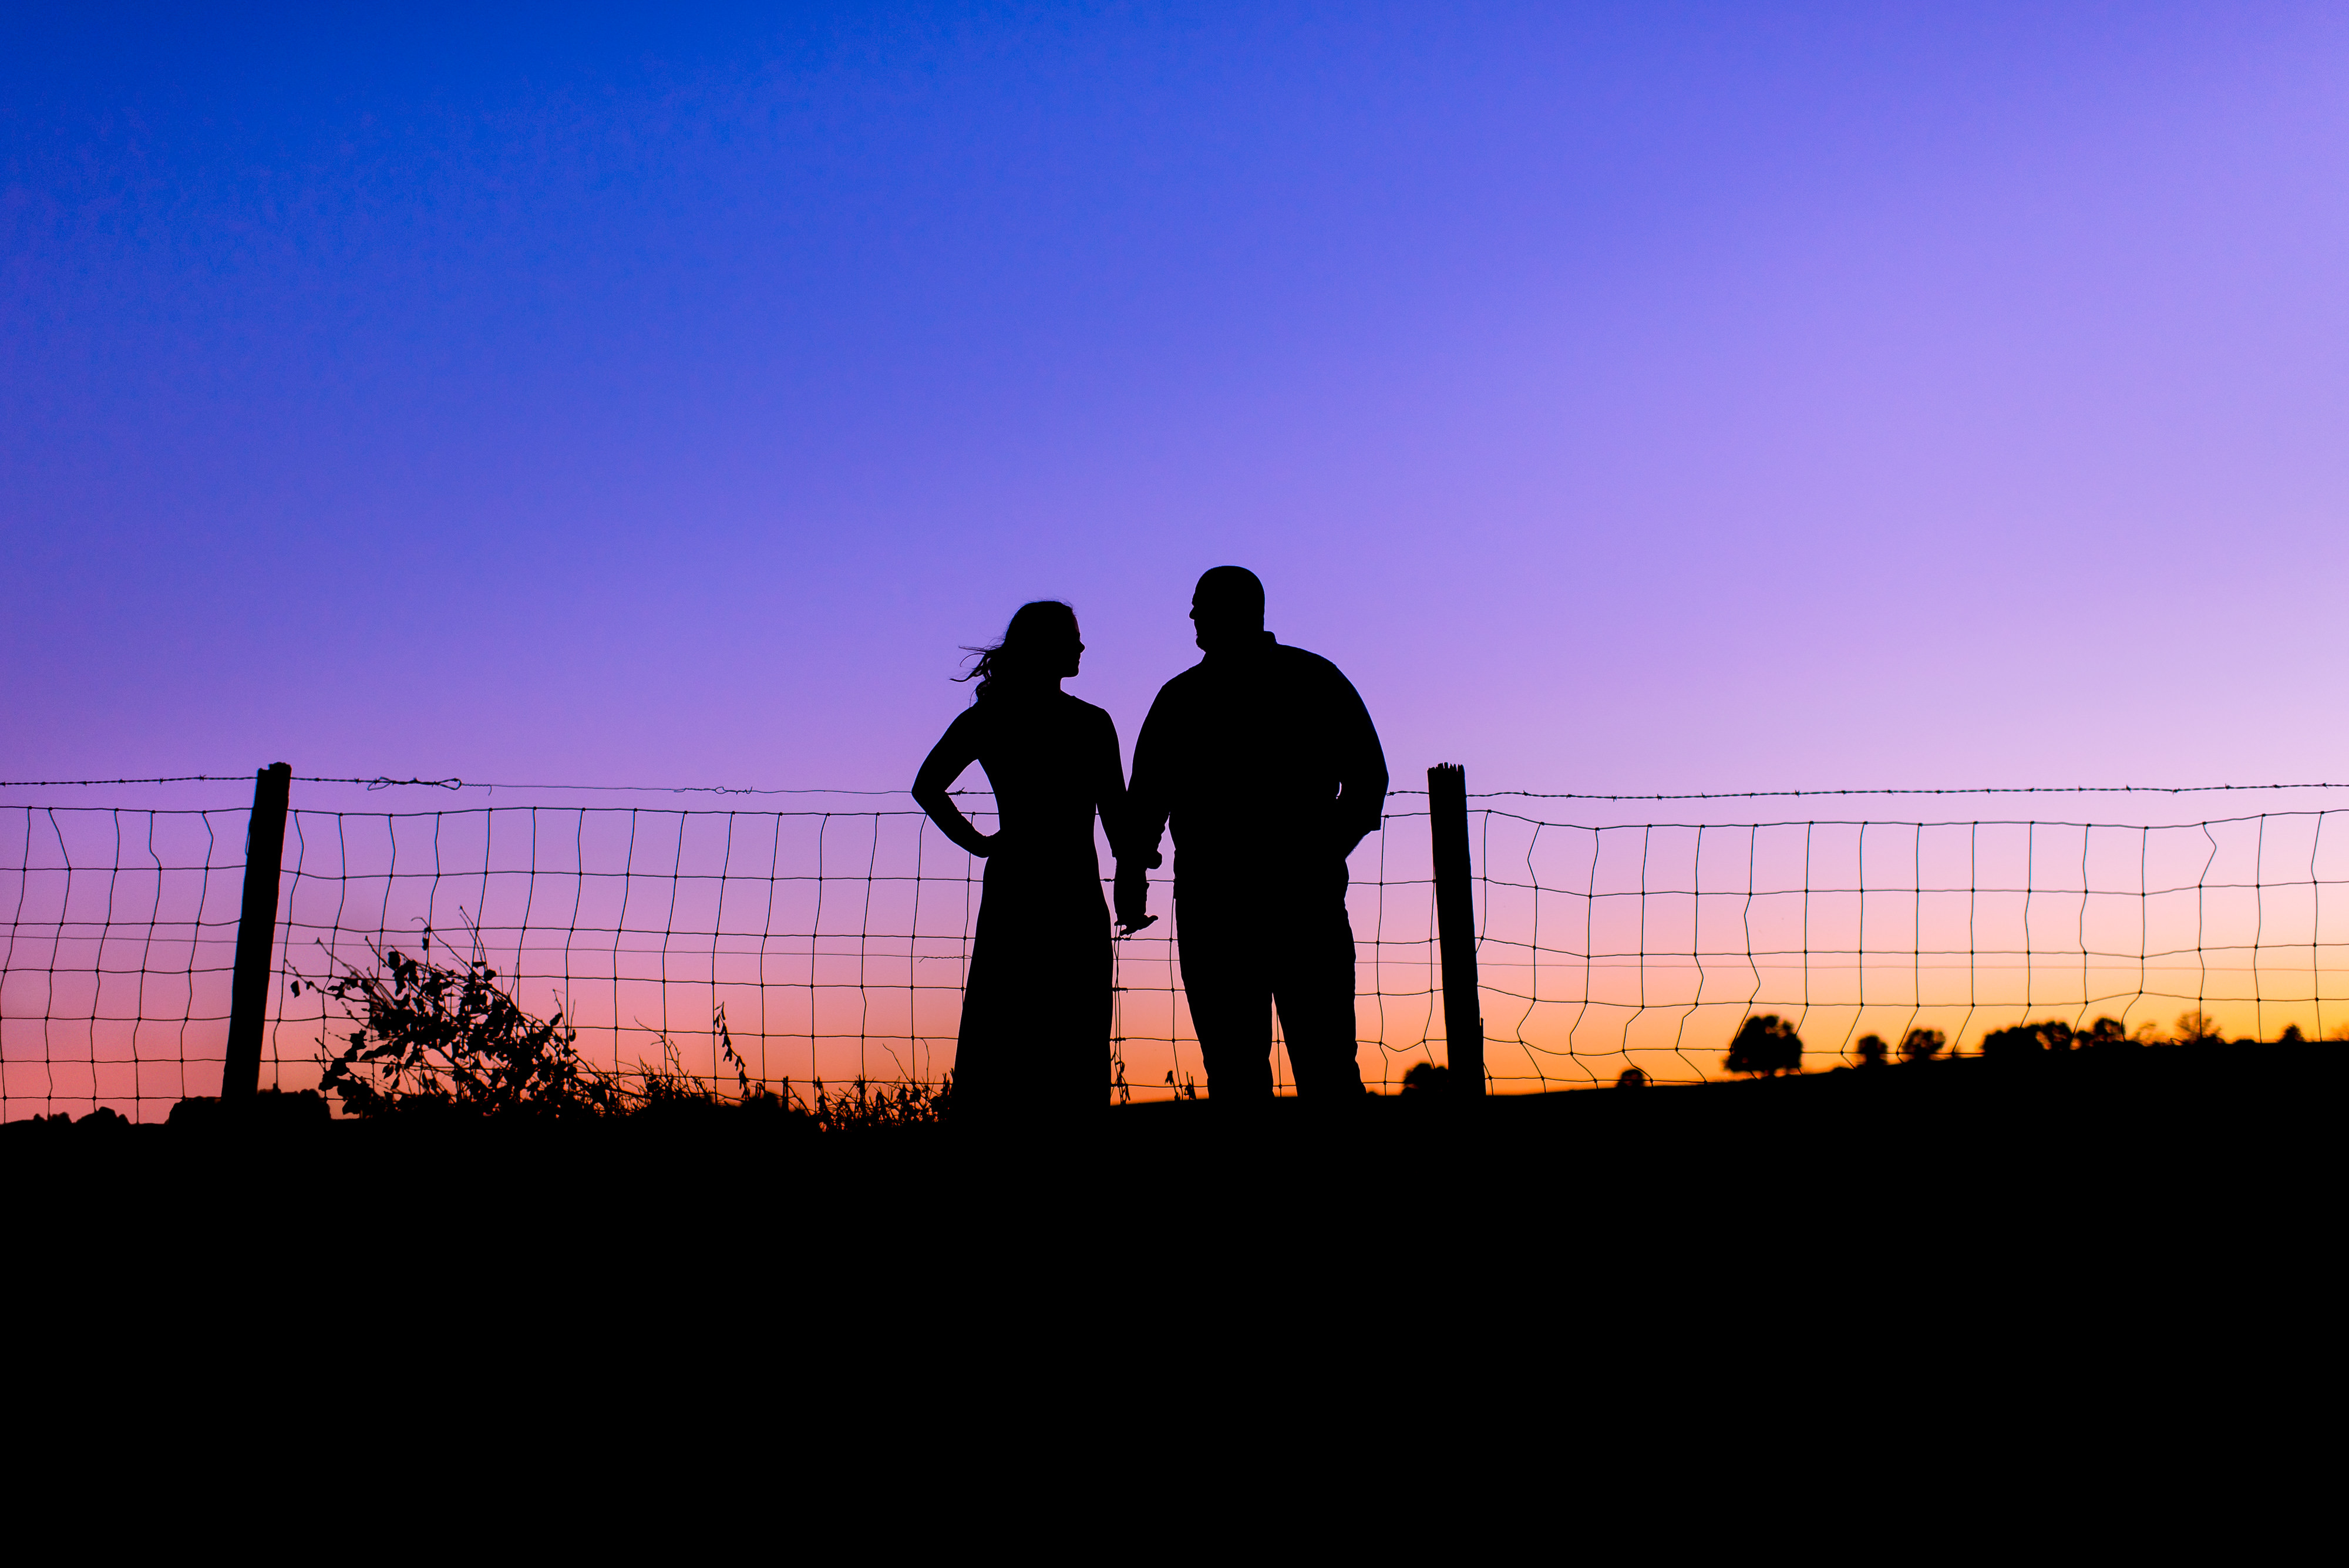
[8,4,2347,798]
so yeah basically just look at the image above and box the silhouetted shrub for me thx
[166,1088,329,1130]
[2279,1024,2307,1045]
[1616,1066,1649,1088]
[1852,1034,1888,1068]
[0,1108,139,1142]
[1401,1062,1452,1095]
[1899,1027,1946,1063]
[308,931,621,1119]
[306,941,949,1127]
[1724,1015,1802,1076]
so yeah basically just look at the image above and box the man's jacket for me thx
[1125,632,1387,889]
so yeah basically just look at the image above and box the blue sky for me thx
[7,3,2346,793]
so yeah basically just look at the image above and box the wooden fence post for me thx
[1429,763,1485,1096]
[222,763,292,1100]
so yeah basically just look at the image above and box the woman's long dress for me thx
[935,691,1122,1116]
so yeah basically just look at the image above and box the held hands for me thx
[1114,854,1158,936]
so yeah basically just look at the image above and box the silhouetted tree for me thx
[1725,1014,1803,1076]
[2079,1016,2129,1048]
[1852,1034,1889,1067]
[1981,1019,2074,1058]
[1899,1027,1947,1063]
[2279,1024,2307,1045]
[1981,1022,2031,1058]
[1616,1066,1648,1088]
[2175,1010,2225,1046]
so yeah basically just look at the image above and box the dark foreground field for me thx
[10,1044,2337,1484]
[12,1044,2337,1318]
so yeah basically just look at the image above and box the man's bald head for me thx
[1190,566,1266,652]
[1192,566,1264,620]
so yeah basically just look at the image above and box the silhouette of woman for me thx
[914,601,1132,1118]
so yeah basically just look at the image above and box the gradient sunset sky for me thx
[7,4,2346,798]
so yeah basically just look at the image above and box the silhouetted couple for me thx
[913,567,1388,1116]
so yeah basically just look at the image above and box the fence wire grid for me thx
[6,786,2349,1120]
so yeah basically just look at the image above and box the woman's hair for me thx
[957,600,1078,698]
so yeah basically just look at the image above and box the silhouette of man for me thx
[1119,567,1387,1101]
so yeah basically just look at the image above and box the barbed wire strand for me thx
[12,776,2349,799]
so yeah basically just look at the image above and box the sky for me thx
[7,2,2348,799]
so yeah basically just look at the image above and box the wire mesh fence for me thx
[1471,806,2349,1085]
[6,780,2348,1120]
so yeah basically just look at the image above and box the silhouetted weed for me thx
[302,927,621,1119]
[306,937,946,1128]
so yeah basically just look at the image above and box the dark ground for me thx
[11,1049,2324,1535]
[12,1044,2334,1310]
[9,1044,2334,1479]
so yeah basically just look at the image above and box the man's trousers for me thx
[1175,878,1365,1099]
